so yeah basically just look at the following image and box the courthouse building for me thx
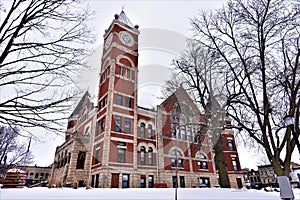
[49,11,244,189]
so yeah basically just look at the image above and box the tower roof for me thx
[118,10,134,27]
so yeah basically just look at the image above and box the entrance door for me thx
[111,173,119,188]
[236,178,243,188]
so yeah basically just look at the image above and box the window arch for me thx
[147,124,152,139]
[148,147,153,166]
[171,149,182,156]
[140,146,146,165]
[140,123,145,138]
[196,152,207,159]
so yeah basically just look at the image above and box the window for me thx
[76,152,86,169]
[95,144,100,164]
[140,146,146,165]
[140,177,146,188]
[197,161,201,169]
[126,68,131,79]
[178,159,184,167]
[172,176,178,188]
[118,65,122,75]
[114,116,122,132]
[172,124,177,138]
[181,126,186,140]
[199,177,210,187]
[203,162,208,169]
[177,126,181,139]
[68,153,71,163]
[147,124,152,139]
[148,175,154,188]
[100,117,105,133]
[45,173,49,179]
[141,123,145,138]
[84,126,90,135]
[197,161,208,169]
[232,157,238,171]
[228,139,234,151]
[125,97,132,108]
[148,147,153,166]
[122,174,130,188]
[99,96,107,109]
[116,94,123,106]
[124,118,131,134]
[180,176,185,188]
[171,158,184,168]
[29,172,34,179]
[171,159,176,167]
[80,108,87,123]
[118,149,126,163]
[187,127,192,141]
[35,173,39,179]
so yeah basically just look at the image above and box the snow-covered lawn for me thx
[2,187,300,200]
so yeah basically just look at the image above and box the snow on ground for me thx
[2,187,300,200]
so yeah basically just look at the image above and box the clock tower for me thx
[92,11,140,188]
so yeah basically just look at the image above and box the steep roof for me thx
[70,91,91,117]
[118,10,134,27]
[160,87,201,115]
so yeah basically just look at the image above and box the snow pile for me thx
[2,187,297,200]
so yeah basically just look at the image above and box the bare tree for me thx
[0,0,94,133]
[163,40,232,187]
[191,0,300,176]
[0,126,34,173]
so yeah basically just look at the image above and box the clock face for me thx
[105,33,113,49]
[119,31,133,46]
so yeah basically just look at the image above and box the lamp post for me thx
[283,115,300,154]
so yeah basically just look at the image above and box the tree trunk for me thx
[214,135,230,188]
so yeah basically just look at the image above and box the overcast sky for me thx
[29,0,292,170]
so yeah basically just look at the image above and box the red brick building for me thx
[50,11,244,189]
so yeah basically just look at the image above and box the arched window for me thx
[147,124,152,139]
[35,173,39,179]
[196,152,207,159]
[171,149,184,168]
[84,126,90,135]
[140,146,146,165]
[140,123,145,138]
[76,152,86,169]
[148,147,153,166]
[80,108,87,123]
[171,150,182,156]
